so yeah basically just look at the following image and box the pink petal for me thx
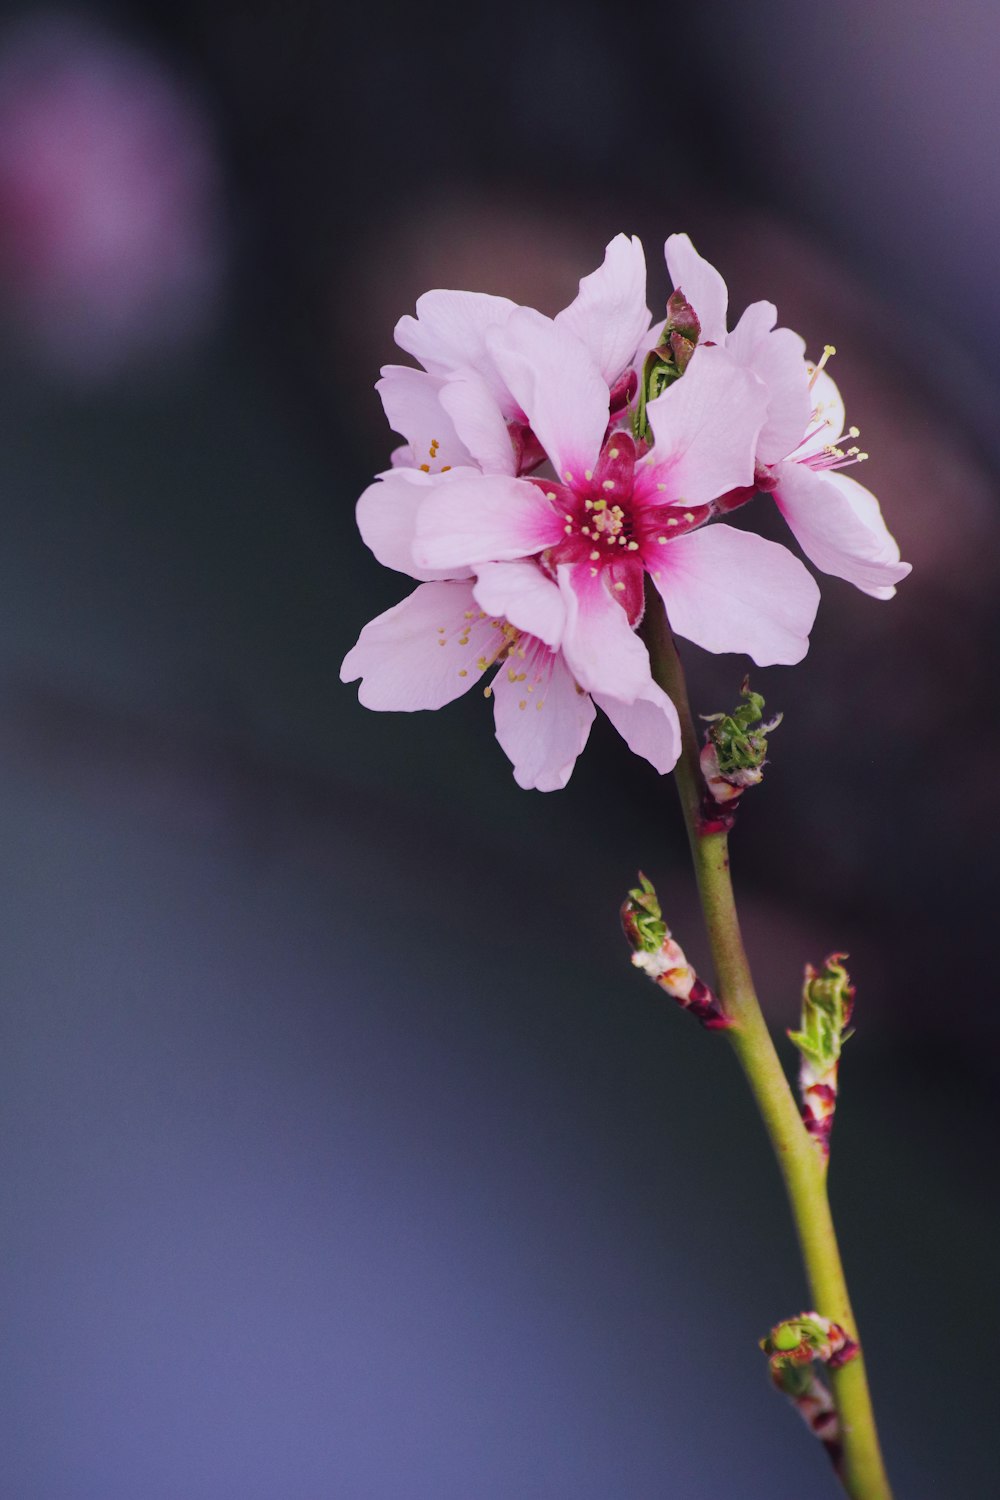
[645,345,767,503]
[340,581,500,710]
[593,683,681,774]
[727,300,777,359]
[731,324,815,465]
[558,563,656,700]
[664,233,729,344]
[774,463,911,598]
[491,644,595,791]
[376,365,473,472]
[357,468,474,582]
[413,472,563,571]
[793,368,846,460]
[488,308,609,479]
[653,523,820,666]
[555,233,651,386]
[473,560,566,647]
[394,290,517,407]
[437,372,516,475]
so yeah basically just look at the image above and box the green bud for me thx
[701,676,782,777]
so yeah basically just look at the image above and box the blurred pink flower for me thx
[0,14,225,377]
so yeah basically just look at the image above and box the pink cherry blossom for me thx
[340,570,680,791]
[664,236,910,598]
[391,234,649,478]
[414,311,821,672]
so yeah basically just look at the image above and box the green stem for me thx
[641,588,892,1500]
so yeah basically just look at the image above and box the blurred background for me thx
[0,2,996,1495]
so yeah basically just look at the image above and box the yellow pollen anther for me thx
[626,541,639,551]
[667,518,679,526]
[536,700,544,710]
[458,669,468,677]
[590,567,598,577]
[582,526,591,536]
[683,511,694,522]
[483,685,492,698]
[584,499,593,510]
[419,464,431,473]
[546,491,557,500]
[584,469,593,480]
[601,480,615,491]
[657,535,667,544]
[808,344,837,390]
[564,524,573,534]
[617,536,627,546]
[609,447,619,459]
[440,465,452,473]
[463,611,475,619]
[438,639,446,647]
[613,581,626,591]
[848,426,860,438]
[590,550,600,561]
[657,483,667,492]
[519,700,527,711]
[563,471,573,481]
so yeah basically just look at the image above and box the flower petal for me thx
[774,463,912,598]
[413,473,563,570]
[357,468,475,581]
[734,327,811,467]
[664,233,729,344]
[653,523,820,666]
[341,581,502,709]
[555,233,650,386]
[727,300,777,359]
[437,372,516,475]
[488,308,609,479]
[473,560,566,647]
[645,345,767,503]
[394,290,517,407]
[491,643,595,791]
[793,368,847,460]
[376,365,473,471]
[593,683,681,774]
[557,563,656,700]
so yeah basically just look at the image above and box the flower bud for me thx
[621,873,732,1030]
[788,955,855,1161]
[760,1312,859,1473]
[698,677,781,834]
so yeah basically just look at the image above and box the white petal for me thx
[357,468,473,581]
[555,233,651,385]
[774,463,911,598]
[593,683,681,774]
[473,561,566,647]
[492,645,595,791]
[664,233,729,344]
[413,472,563,571]
[340,581,501,710]
[653,524,820,666]
[646,346,767,503]
[488,308,609,479]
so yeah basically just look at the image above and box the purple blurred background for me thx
[0,3,997,1495]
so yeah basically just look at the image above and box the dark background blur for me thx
[0,3,996,1495]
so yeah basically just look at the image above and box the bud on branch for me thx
[788,954,855,1161]
[760,1312,860,1474]
[621,873,732,1030]
[698,677,781,834]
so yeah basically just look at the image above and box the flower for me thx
[390,234,650,478]
[664,235,910,598]
[413,310,821,686]
[340,565,680,791]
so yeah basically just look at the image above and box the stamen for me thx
[808,344,836,391]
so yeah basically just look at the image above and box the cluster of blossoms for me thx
[342,233,910,790]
